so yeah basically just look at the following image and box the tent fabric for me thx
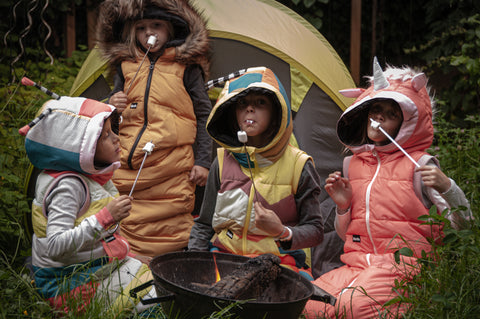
[197,0,355,111]
[68,0,355,278]
[70,48,108,98]
[70,0,355,110]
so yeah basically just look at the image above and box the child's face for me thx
[94,118,121,166]
[235,93,274,147]
[135,19,171,53]
[367,100,403,146]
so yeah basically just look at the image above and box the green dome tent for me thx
[67,0,356,277]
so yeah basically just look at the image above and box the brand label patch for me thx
[353,235,361,242]
[130,103,137,109]
[227,230,234,239]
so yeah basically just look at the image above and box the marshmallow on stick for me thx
[370,118,420,168]
[237,130,258,201]
[147,35,157,46]
[125,35,157,95]
[237,130,248,143]
[129,141,155,196]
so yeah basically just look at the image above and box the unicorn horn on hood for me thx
[373,57,389,91]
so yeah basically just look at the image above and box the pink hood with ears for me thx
[337,57,434,155]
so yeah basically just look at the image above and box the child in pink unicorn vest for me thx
[303,58,472,319]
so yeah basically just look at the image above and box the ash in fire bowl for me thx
[190,254,282,301]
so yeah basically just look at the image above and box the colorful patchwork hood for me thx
[337,57,434,155]
[23,97,120,175]
[206,67,293,164]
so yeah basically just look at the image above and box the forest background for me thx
[0,0,479,318]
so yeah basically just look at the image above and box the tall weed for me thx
[389,113,480,318]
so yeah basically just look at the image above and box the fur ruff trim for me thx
[96,0,210,75]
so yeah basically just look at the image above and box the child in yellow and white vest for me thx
[188,67,324,280]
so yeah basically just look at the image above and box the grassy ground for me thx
[1,55,479,318]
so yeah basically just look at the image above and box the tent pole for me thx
[350,0,361,85]
[66,1,76,58]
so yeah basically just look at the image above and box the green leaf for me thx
[383,296,402,307]
[394,247,413,264]
[399,247,414,257]
[303,0,316,8]
[442,232,458,244]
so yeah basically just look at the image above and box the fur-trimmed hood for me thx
[96,0,210,74]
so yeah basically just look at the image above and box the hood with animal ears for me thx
[337,57,434,155]
[24,97,121,175]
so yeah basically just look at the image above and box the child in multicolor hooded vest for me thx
[96,0,212,257]
[188,67,324,279]
[303,58,472,318]
[23,97,156,315]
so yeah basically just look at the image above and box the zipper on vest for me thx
[243,189,256,255]
[127,59,156,169]
[365,150,381,254]
[242,157,257,255]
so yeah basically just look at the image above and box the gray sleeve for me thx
[188,158,219,250]
[280,160,324,251]
[422,159,472,230]
[426,178,473,230]
[45,177,104,260]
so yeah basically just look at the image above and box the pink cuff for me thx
[95,207,116,230]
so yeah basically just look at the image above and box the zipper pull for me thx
[371,149,381,165]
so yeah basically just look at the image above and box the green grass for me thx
[1,54,479,318]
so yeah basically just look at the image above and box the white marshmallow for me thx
[237,130,248,143]
[147,35,157,46]
[142,141,155,154]
[368,118,420,167]
[370,118,380,129]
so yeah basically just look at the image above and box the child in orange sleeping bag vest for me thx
[96,0,212,257]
